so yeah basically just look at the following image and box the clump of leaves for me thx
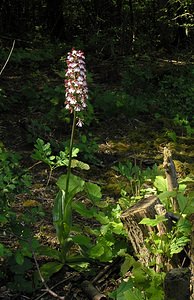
[32,138,89,185]
[0,146,31,205]
[110,254,165,300]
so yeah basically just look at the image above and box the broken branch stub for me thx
[163,147,179,212]
[121,195,162,265]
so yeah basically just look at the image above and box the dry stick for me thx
[34,275,78,300]
[92,258,121,284]
[81,280,107,300]
[0,40,15,76]
[28,161,42,170]
[32,252,65,300]
[163,147,179,212]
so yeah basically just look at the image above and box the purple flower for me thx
[64,49,88,123]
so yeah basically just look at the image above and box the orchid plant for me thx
[53,49,89,261]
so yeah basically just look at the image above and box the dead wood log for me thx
[81,280,107,300]
[121,195,162,265]
[163,147,179,212]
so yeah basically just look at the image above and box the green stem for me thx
[60,111,77,258]
[64,110,77,207]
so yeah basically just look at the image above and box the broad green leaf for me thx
[94,211,109,224]
[40,261,64,279]
[56,173,85,195]
[178,183,187,192]
[89,243,104,258]
[112,222,124,234]
[37,246,61,260]
[177,193,189,213]
[154,176,167,192]
[72,201,96,218]
[158,190,176,202]
[179,177,194,184]
[53,190,72,244]
[0,214,8,223]
[139,215,167,227]
[84,182,102,203]
[9,257,32,275]
[177,218,191,235]
[49,155,55,160]
[15,250,24,265]
[72,234,92,249]
[72,147,79,157]
[120,255,135,276]
[109,280,134,300]
[0,243,5,256]
[53,190,65,223]
[0,243,11,257]
[67,260,89,270]
[20,241,33,257]
[183,197,194,215]
[71,159,90,170]
[123,289,144,300]
[100,224,110,235]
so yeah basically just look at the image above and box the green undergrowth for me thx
[0,46,194,298]
[0,121,193,297]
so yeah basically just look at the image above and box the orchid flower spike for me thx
[64,48,88,126]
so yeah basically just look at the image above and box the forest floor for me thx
[0,48,194,299]
[1,108,194,299]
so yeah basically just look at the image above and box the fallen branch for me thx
[33,252,64,300]
[81,280,107,300]
[0,40,15,76]
[34,275,78,300]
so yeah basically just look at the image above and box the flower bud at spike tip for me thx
[64,48,88,125]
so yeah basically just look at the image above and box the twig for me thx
[0,40,15,76]
[28,161,42,170]
[34,275,78,300]
[92,257,122,284]
[33,252,64,300]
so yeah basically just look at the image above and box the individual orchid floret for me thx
[64,48,88,123]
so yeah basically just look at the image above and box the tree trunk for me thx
[121,195,162,265]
